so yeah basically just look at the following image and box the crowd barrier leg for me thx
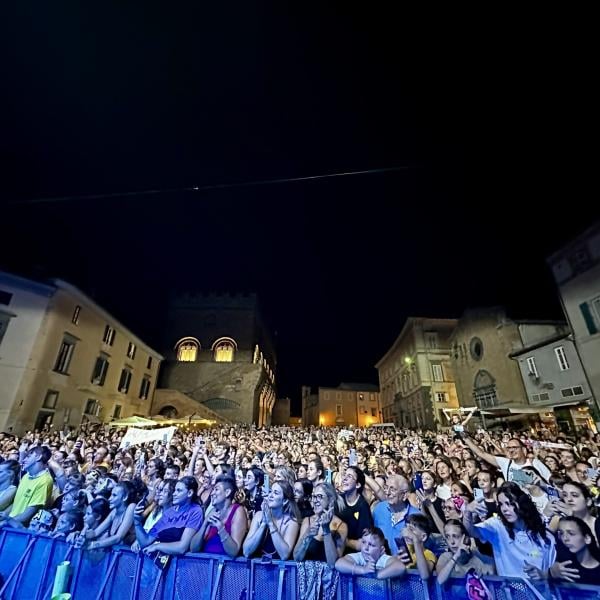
[211,559,225,600]
[94,551,119,600]
[37,544,74,600]
[129,553,144,600]
[0,536,36,599]
[150,556,170,600]
[277,563,286,600]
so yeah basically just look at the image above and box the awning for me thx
[109,416,158,428]
[551,400,589,410]
[481,405,547,415]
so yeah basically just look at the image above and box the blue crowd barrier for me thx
[1,528,599,600]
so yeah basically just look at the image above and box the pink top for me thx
[203,503,242,554]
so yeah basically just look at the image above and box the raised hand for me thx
[307,518,319,538]
[319,506,334,526]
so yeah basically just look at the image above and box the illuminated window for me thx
[212,337,237,362]
[175,338,200,362]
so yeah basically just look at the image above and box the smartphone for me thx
[511,469,534,485]
[587,468,599,480]
[547,486,560,499]
[395,536,409,557]
[349,449,357,467]
[473,488,484,502]
[263,474,270,494]
[413,473,423,491]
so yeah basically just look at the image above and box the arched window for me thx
[212,337,237,363]
[175,337,200,362]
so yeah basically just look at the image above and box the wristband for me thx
[321,524,331,535]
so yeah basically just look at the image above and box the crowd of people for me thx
[1,418,600,592]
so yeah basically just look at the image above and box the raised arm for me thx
[463,436,499,468]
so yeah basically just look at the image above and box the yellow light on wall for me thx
[319,416,325,426]
[404,357,412,365]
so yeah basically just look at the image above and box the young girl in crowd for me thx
[552,516,600,584]
[464,482,556,578]
[436,519,495,584]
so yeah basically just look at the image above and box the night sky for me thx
[2,7,597,414]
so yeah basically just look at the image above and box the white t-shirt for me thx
[496,456,551,484]
[436,484,452,500]
[346,552,392,569]
[475,515,555,577]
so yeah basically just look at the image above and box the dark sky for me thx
[1,7,596,413]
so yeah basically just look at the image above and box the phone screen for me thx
[395,537,409,556]
[413,473,423,491]
[473,488,484,501]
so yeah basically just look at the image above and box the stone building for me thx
[155,293,276,425]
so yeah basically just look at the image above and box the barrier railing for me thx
[1,528,599,600]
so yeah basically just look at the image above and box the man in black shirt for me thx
[338,466,374,554]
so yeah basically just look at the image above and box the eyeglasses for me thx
[311,494,325,501]
[384,487,409,495]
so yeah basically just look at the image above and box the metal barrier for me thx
[1,528,599,600]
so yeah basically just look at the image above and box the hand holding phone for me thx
[395,536,410,563]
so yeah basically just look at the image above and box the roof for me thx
[337,382,379,392]
[510,332,572,357]
[375,317,458,368]
[547,221,600,264]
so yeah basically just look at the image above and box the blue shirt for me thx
[372,501,420,554]
[149,502,204,543]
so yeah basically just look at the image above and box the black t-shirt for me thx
[573,561,600,585]
[338,494,373,542]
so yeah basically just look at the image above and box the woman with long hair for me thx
[293,482,347,566]
[86,481,137,549]
[546,480,599,543]
[550,516,600,584]
[69,497,110,547]
[243,481,300,560]
[463,481,555,577]
[243,466,264,520]
[133,476,204,555]
[417,470,446,535]
[294,479,314,519]
[274,466,296,488]
[141,478,177,534]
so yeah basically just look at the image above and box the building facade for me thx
[548,222,600,426]
[302,383,380,427]
[0,272,162,435]
[375,318,459,429]
[156,293,276,426]
[449,307,591,429]
[511,334,595,433]
[271,397,291,426]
